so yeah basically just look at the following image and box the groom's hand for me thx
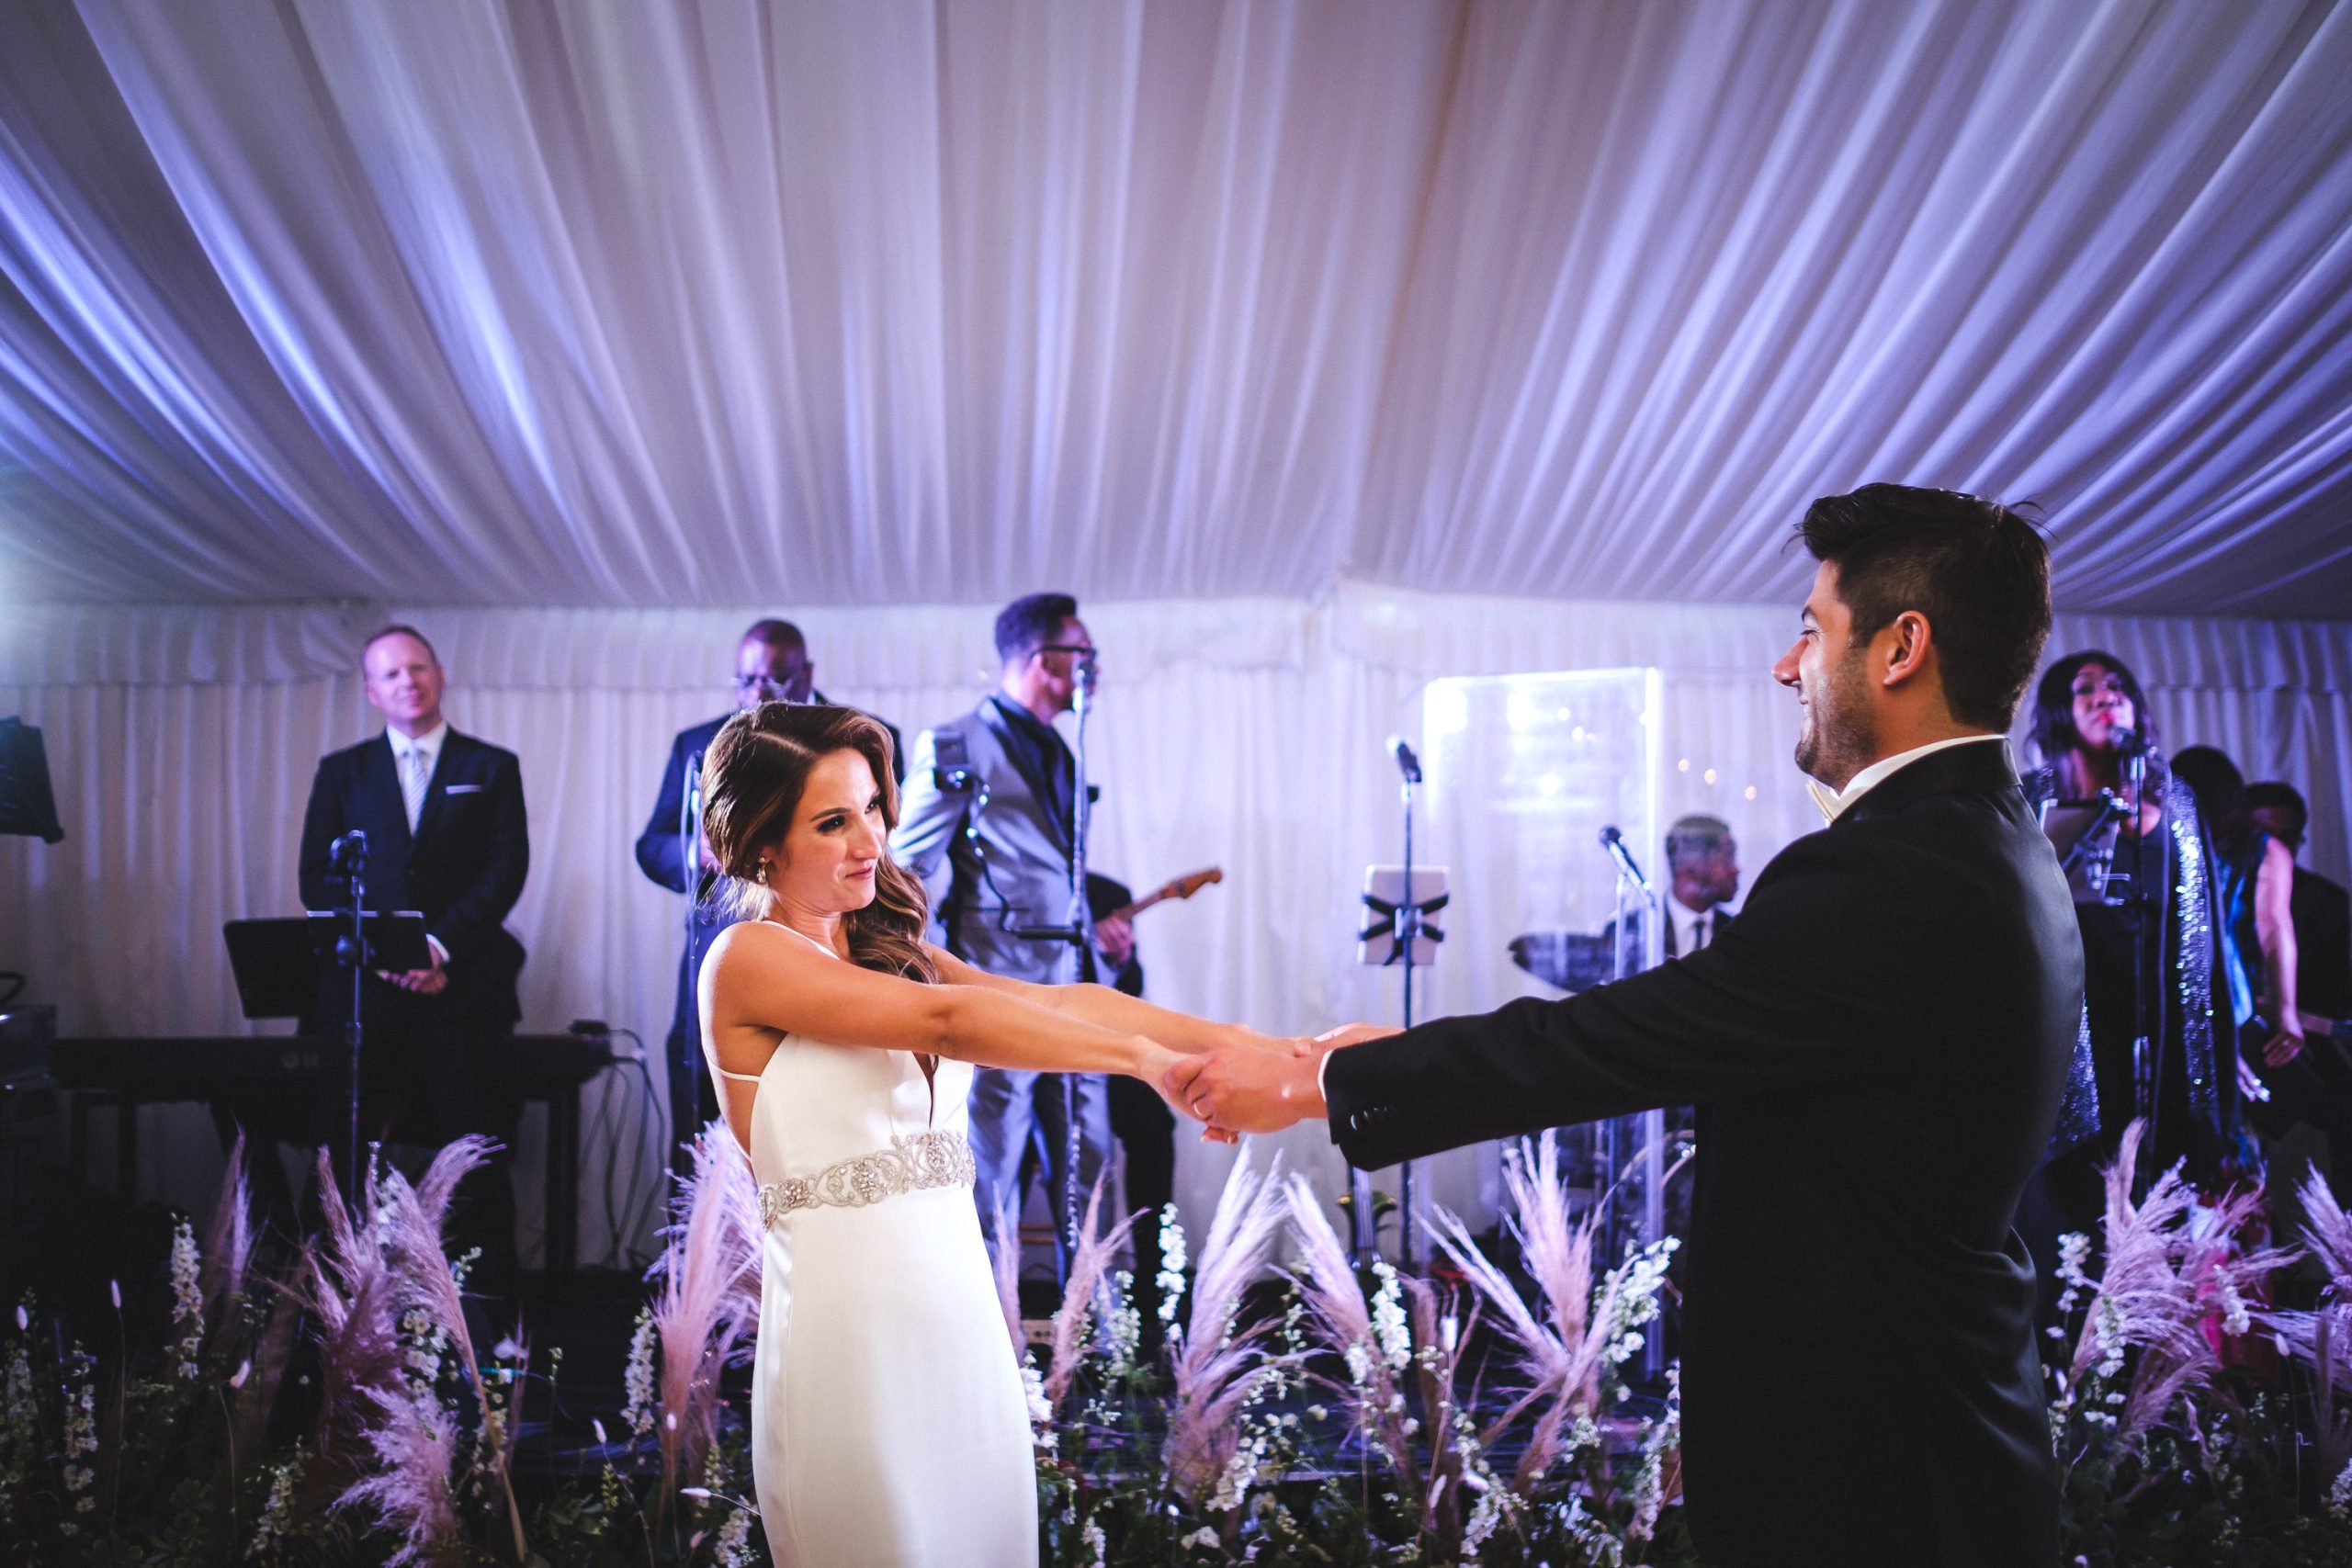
[1306,1021,1402,1055]
[1162,1043,1326,1134]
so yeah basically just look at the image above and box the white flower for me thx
[1369,1260,1411,1371]
[2055,1231,2094,1304]
[1181,1524,1222,1551]
[170,1220,203,1322]
[1464,1483,1514,1552]
[64,1373,97,1463]
[1626,1380,1680,1543]
[1081,1517,1108,1567]
[621,1308,658,1436]
[1207,1427,1266,1513]
[248,1459,298,1560]
[1155,1204,1190,1327]
[2213,1280,2251,1338]
[1020,1355,1054,1451]
[713,1508,755,1568]
[5,1343,36,1432]
[2329,1458,2352,1520]
[1103,1271,1143,1369]
[168,1220,206,1377]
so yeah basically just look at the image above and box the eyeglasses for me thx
[1036,643,1099,667]
[733,674,811,696]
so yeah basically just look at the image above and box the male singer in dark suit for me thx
[1595,814,1742,957]
[299,625,528,1303]
[634,618,900,1168]
[1170,487,2079,1567]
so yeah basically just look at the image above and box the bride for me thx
[695,702,1278,1567]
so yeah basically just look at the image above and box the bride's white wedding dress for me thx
[717,925,1037,1567]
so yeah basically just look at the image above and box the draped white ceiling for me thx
[3,0,2349,615]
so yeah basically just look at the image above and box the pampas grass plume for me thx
[1163,1152,1292,1503]
[649,1122,763,1507]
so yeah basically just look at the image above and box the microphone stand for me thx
[1599,825,1667,1378]
[328,830,371,1199]
[1008,671,1098,1284]
[1351,739,1443,1266]
[677,750,705,1164]
[1395,741,1423,1268]
[2117,733,2162,1199]
[1062,677,1093,1280]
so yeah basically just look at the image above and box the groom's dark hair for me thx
[1800,486,2052,730]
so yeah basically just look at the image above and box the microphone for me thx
[329,829,368,872]
[1599,825,1650,890]
[2110,722,2146,757]
[1388,735,1423,784]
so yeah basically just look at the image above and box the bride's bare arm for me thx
[703,922,1175,1081]
[925,944,1283,1055]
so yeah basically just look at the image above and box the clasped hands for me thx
[1158,1022,1400,1140]
[374,954,448,995]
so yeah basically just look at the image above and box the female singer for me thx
[2019,651,2235,1255]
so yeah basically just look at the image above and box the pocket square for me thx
[444,783,486,795]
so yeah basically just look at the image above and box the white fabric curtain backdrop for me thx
[3,0,2348,615]
[7,591,2348,1257]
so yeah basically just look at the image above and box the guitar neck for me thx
[1102,868,1223,924]
[1108,889,1170,921]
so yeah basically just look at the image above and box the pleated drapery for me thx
[2,0,2348,615]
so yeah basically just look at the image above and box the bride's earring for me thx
[756,860,773,885]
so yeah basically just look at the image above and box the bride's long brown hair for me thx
[700,704,939,985]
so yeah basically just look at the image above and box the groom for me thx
[1170,486,2080,1568]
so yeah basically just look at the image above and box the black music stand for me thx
[224,910,430,1194]
[1,718,63,1014]
[223,916,432,1021]
[224,919,323,1021]
[0,718,63,845]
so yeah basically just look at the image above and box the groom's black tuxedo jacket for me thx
[1326,741,2080,1568]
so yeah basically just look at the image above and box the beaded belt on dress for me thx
[757,1131,975,1225]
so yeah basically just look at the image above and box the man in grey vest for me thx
[892,592,1117,1266]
